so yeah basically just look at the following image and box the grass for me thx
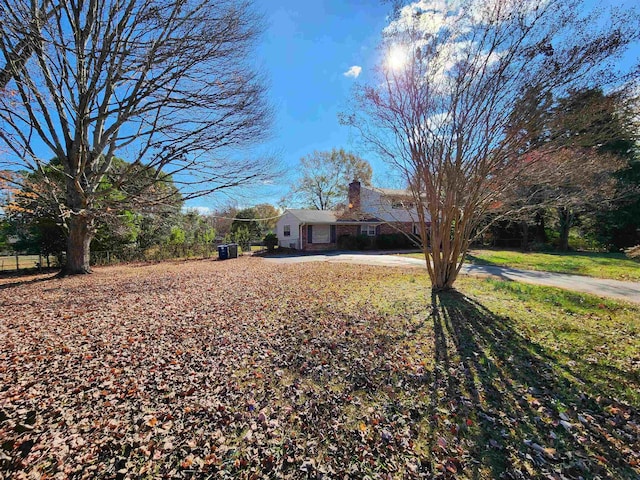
[341,270,640,478]
[1,259,638,479]
[402,249,640,281]
[0,254,40,272]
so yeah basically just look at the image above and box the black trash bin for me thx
[217,244,229,260]
[227,243,238,259]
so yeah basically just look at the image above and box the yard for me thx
[402,249,640,281]
[467,250,640,281]
[1,258,638,479]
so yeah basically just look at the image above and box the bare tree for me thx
[0,0,273,274]
[284,148,373,210]
[343,0,639,290]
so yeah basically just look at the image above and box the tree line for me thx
[1,0,638,293]
[1,166,281,263]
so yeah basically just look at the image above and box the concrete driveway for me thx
[262,252,640,304]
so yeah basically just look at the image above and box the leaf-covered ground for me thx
[1,258,638,479]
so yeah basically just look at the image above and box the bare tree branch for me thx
[343,0,639,290]
[0,0,274,273]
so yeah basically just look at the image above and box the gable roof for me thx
[367,186,413,197]
[286,209,338,223]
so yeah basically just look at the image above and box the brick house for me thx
[276,181,430,251]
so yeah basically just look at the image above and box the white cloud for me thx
[382,0,512,86]
[386,0,546,37]
[184,206,211,215]
[343,65,362,78]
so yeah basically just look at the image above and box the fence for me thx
[0,241,261,273]
[0,253,58,273]
[90,243,219,266]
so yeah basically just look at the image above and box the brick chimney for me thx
[348,180,361,212]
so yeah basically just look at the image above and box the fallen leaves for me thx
[0,259,638,479]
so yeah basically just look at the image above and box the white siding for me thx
[360,187,430,223]
[276,211,301,249]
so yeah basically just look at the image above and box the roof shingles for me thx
[287,209,338,223]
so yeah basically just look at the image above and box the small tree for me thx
[254,203,280,233]
[231,225,251,252]
[231,208,263,243]
[263,232,278,252]
[344,0,638,290]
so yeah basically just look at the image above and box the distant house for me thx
[276,209,339,251]
[275,181,430,251]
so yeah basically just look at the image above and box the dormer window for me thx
[391,199,414,209]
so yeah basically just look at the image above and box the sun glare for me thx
[386,45,408,71]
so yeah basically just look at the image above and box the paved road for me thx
[262,252,640,304]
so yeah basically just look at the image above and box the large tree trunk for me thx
[534,210,547,244]
[423,209,468,291]
[63,173,93,274]
[557,207,573,251]
[520,221,530,252]
[64,215,93,274]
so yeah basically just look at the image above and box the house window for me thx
[283,224,291,236]
[363,225,376,236]
[412,223,420,235]
[310,224,330,243]
[392,200,415,209]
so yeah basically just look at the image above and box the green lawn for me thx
[344,269,640,478]
[403,249,640,281]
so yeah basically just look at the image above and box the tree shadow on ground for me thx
[0,273,58,291]
[267,285,639,479]
[428,290,639,479]
[464,253,498,267]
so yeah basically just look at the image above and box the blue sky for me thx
[189,0,397,212]
[186,0,638,213]
[255,0,390,175]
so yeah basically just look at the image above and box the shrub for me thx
[337,234,373,250]
[231,226,251,252]
[263,233,278,253]
[338,233,418,250]
[356,234,372,250]
[337,234,358,250]
[374,233,414,250]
